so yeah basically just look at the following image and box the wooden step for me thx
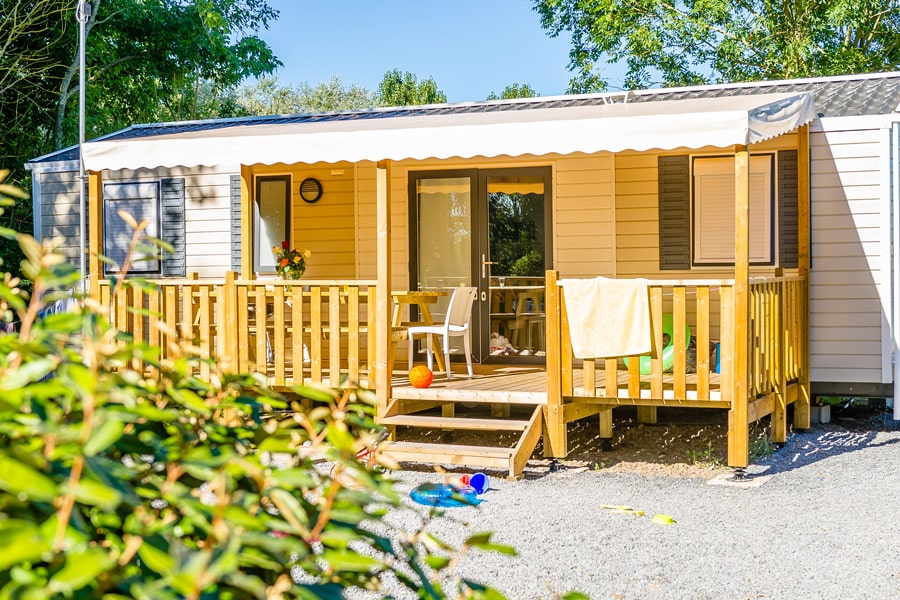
[382,440,515,472]
[390,386,546,405]
[379,414,531,431]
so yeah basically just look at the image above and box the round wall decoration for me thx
[300,177,323,203]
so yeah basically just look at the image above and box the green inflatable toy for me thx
[624,314,691,374]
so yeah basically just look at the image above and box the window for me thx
[103,181,161,274]
[254,175,291,274]
[658,151,797,270]
[692,155,773,265]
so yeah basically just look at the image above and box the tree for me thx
[486,83,539,100]
[0,0,280,284]
[376,69,447,106]
[234,75,375,116]
[533,0,900,90]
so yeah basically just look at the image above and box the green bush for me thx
[0,174,516,599]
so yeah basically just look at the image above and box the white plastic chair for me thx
[407,286,477,379]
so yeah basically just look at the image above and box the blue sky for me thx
[259,0,584,103]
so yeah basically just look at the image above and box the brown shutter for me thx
[778,150,799,269]
[658,155,691,270]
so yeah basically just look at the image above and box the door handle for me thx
[481,253,496,279]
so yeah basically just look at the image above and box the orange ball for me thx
[409,365,434,388]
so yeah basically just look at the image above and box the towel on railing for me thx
[559,276,651,359]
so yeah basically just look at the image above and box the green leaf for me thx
[167,387,212,417]
[0,520,51,569]
[560,592,592,600]
[47,547,115,594]
[84,419,125,456]
[0,455,58,502]
[424,555,451,570]
[71,478,122,510]
[0,358,56,390]
[268,488,310,533]
[138,542,175,575]
[652,514,676,525]
[318,549,380,572]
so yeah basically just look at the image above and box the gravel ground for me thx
[380,409,900,600]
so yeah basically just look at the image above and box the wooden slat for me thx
[198,286,211,380]
[255,285,267,375]
[673,285,686,399]
[291,285,305,383]
[382,441,514,467]
[379,415,530,431]
[348,286,360,383]
[237,285,249,372]
[310,286,322,381]
[329,285,341,384]
[273,286,285,382]
[696,286,710,401]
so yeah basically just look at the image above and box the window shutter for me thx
[658,155,691,270]
[160,178,185,277]
[778,150,799,268]
[230,175,242,274]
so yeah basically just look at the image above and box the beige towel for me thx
[560,277,651,359]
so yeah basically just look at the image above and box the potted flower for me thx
[273,241,311,280]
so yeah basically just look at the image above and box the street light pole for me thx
[76,0,91,294]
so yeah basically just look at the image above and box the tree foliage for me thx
[0,0,281,171]
[233,76,375,116]
[486,83,539,100]
[533,0,900,90]
[376,69,447,106]
[0,173,517,599]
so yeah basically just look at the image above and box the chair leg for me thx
[425,334,434,371]
[463,331,473,377]
[442,333,452,379]
[408,333,415,371]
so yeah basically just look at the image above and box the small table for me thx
[392,290,448,372]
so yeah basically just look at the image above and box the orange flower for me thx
[280,258,289,267]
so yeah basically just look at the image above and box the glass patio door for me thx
[409,167,551,364]
[481,168,551,361]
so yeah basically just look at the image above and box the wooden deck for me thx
[388,363,724,405]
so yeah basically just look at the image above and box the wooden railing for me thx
[748,277,806,399]
[544,270,809,467]
[96,274,379,388]
[546,272,735,406]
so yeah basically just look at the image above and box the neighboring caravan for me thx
[25,71,900,474]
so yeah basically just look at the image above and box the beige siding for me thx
[809,118,889,385]
[554,154,615,277]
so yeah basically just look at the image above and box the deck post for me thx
[240,165,253,278]
[374,160,393,419]
[728,146,751,468]
[87,170,102,301]
[220,271,238,373]
[543,270,567,457]
[795,124,812,429]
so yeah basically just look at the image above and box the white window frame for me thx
[103,181,161,274]
[253,174,292,275]
[692,155,774,266]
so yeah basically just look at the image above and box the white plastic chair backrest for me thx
[444,287,477,329]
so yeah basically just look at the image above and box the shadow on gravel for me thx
[752,408,900,475]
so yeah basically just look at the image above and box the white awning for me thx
[82,92,815,171]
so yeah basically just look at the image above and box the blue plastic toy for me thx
[410,483,482,507]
